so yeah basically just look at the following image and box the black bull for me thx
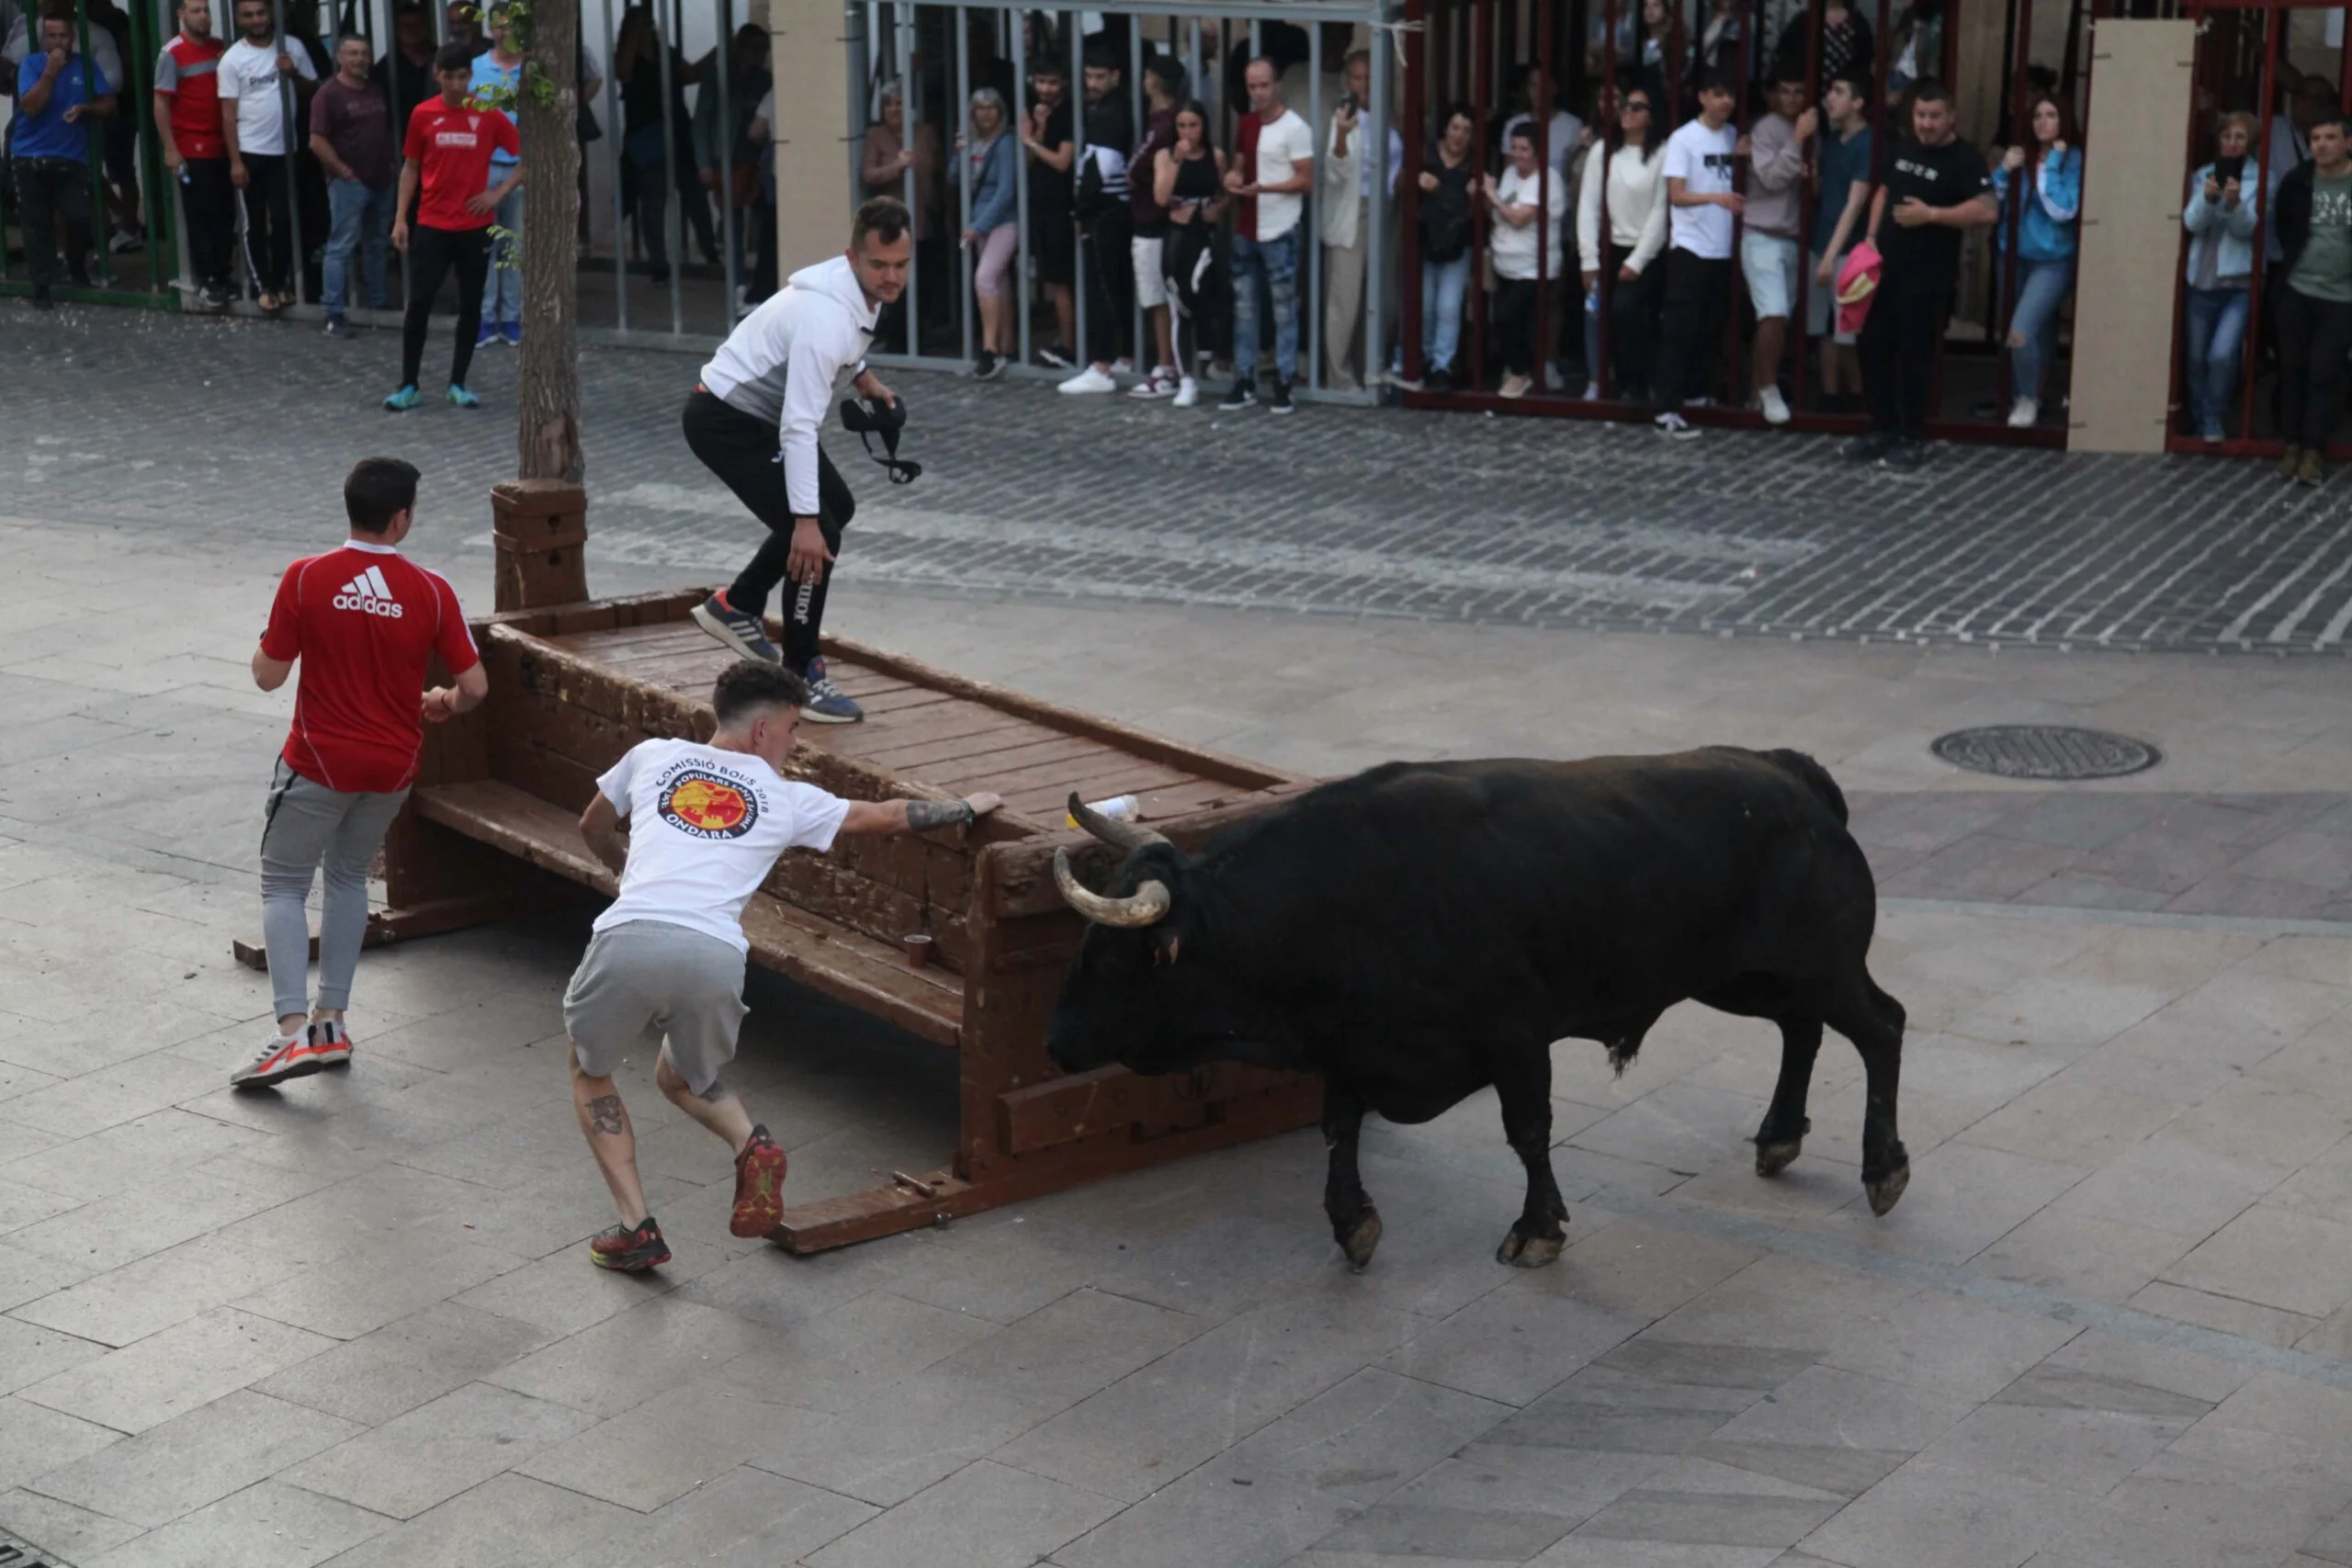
[1046,749,1908,1270]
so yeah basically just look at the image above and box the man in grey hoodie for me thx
[684,197,910,723]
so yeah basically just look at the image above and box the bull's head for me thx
[1045,795,1303,1077]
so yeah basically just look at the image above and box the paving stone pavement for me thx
[9,298,2352,655]
[13,321,2352,1566]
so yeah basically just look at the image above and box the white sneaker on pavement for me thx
[1759,386,1792,425]
[2008,396,2039,428]
[1059,366,1117,395]
[1171,377,1199,408]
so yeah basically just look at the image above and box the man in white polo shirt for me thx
[564,660,1001,1270]
[217,0,316,311]
[1220,54,1314,413]
[1651,72,1743,439]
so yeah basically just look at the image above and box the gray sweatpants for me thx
[260,759,409,1020]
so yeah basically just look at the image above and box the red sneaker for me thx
[231,1032,318,1089]
[729,1124,789,1238]
[588,1216,671,1272]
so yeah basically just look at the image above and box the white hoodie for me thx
[699,256,879,518]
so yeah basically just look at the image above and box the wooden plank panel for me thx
[1003,763,1199,819]
[928,738,1124,792]
[826,636,1304,790]
[851,720,1071,773]
[842,707,1037,759]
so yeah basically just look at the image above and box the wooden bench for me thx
[369,501,1325,1251]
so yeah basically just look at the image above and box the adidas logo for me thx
[332,565,406,618]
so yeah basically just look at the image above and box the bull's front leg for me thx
[1753,1017,1823,1177]
[1322,1077,1383,1271]
[1491,1050,1568,1268]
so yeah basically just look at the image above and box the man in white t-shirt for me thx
[1220,55,1315,413]
[1483,124,1569,398]
[1651,73,1744,439]
[217,0,317,310]
[564,660,1003,1271]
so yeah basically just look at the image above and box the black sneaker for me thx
[690,591,783,664]
[1037,344,1074,370]
[1219,380,1258,411]
[1877,438,1929,472]
[1268,378,1295,414]
[1426,367,1455,393]
[324,316,356,340]
[1840,431,1897,463]
[973,349,1004,381]
[588,1216,671,1272]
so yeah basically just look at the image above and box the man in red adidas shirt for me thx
[153,0,235,309]
[236,457,487,1089]
[384,40,522,411]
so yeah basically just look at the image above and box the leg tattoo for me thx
[587,1093,627,1135]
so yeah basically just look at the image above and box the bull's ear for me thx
[1152,932,1182,966]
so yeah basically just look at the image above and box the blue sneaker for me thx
[502,319,522,347]
[689,591,782,664]
[798,656,863,724]
[383,384,422,412]
[447,384,481,409]
[476,318,499,348]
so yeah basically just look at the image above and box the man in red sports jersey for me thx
[236,457,488,1089]
[153,0,234,309]
[384,40,522,411]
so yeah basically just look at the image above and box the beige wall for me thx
[769,0,852,278]
[2069,17,2196,454]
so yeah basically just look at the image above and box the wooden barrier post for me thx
[492,479,591,612]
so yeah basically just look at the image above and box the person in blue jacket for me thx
[2180,112,2261,443]
[954,86,1022,379]
[1991,90,2082,428]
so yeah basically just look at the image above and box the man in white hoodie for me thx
[684,197,909,724]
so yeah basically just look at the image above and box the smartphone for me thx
[1339,92,1362,116]
[2211,153,2245,184]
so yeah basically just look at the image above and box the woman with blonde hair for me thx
[954,87,1021,378]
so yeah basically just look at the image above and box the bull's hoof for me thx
[1495,1228,1565,1268]
[1864,1162,1911,1216]
[1755,1137,1804,1178]
[1340,1207,1384,1272]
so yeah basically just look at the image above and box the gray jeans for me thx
[260,759,409,1020]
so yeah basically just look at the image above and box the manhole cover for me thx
[1930,725,2160,781]
[0,1527,69,1567]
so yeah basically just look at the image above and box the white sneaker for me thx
[2008,396,2039,428]
[1498,372,1532,400]
[1171,377,1199,408]
[1758,386,1792,426]
[1655,410,1698,440]
[1126,372,1175,400]
[1582,380,1600,400]
[1058,366,1117,395]
[1110,356,1135,375]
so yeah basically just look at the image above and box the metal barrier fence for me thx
[847,0,1399,400]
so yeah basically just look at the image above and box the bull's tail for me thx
[1763,749,1849,827]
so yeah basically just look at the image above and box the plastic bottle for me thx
[1066,794,1139,829]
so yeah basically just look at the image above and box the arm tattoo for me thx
[586,1094,627,1135]
[905,797,977,831]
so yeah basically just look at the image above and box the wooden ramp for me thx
[379,582,1325,1253]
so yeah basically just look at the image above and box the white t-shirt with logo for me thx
[593,739,852,953]
[1662,117,1739,260]
[219,36,318,157]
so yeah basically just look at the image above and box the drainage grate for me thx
[0,1528,69,1568]
[1930,725,2161,781]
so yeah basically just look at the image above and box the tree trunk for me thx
[517,0,582,481]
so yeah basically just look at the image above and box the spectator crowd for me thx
[887,7,2348,480]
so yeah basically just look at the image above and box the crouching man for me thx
[566,660,1001,1270]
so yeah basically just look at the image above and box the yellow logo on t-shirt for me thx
[659,772,757,839]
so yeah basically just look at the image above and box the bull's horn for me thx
[1054,847,1172,928]
[1068,792,1170,852]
